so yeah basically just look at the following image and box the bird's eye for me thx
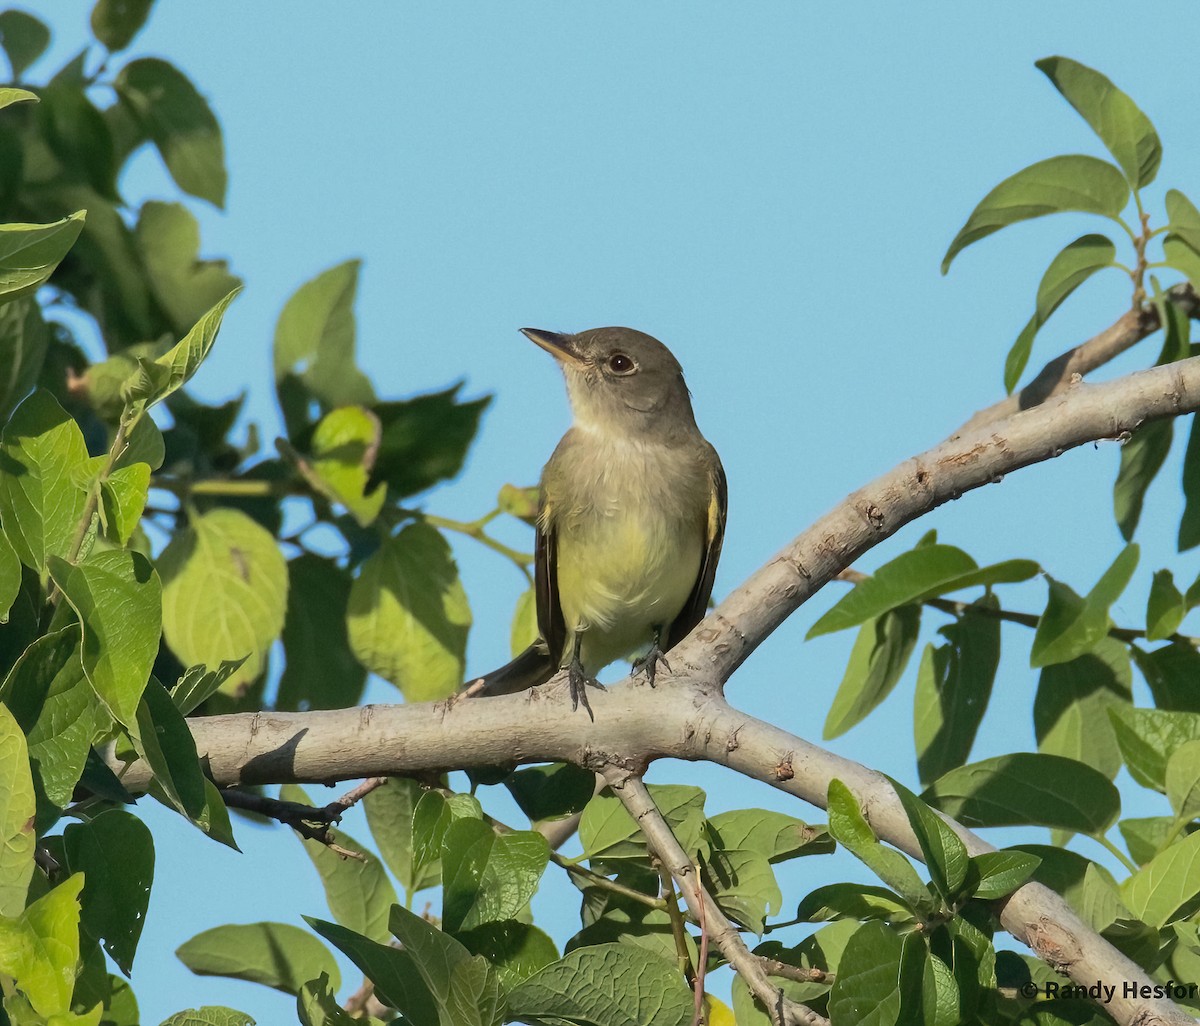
[608,353,635,374]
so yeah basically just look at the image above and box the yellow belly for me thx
[555,511,702,674]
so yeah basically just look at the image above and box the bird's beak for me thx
[520,327,584,366]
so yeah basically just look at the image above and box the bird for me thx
[468,326,726,716]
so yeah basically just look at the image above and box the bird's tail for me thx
[462,640,557,697]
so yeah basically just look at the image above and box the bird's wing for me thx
[667,450,727,649]
[535,493,568,666]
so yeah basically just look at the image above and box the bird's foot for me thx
[633,644,671,687]
[568,658,605,719]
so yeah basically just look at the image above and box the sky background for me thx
[17,2,1200,1022]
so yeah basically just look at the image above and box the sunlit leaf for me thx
[116,58,227,207]
[923,753,1119,836]
[1035,57,1161,187]
[177,922,340,996]
[159,508,288,694]
[346,523,470,702]
[942,155,1129,273]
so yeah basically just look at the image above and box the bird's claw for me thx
[634,645,671,687]
[568,660,605,719]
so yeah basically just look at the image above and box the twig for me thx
[836,568,1200,646]
[759,958,832,985]
[220,788,367,861]
[601,766,830,1026]
[692,856,709,1026]
[659,865,696,985]
[956,283,1199,435]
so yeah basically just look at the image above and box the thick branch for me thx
[110,351,1200,1026]
[674,351,1200,688]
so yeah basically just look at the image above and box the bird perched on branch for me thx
[467,326,726,716]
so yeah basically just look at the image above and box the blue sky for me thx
[25,2,1200,1021]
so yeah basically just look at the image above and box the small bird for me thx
[472,326,726,715]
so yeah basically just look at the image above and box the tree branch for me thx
[600,767,829,1026]
[955,283,1199,435]
[108,349,1200,1026]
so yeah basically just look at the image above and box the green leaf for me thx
[39,81,119,200]
[411,790,483,890]
[1030,544,1138,667]
[273,260,375,439]
[507,943,693,1026]
[157,1008,254,1026]
[62,810,153,974]
[824,606,920,739]
[170,658,247,716]
[809,545,977,636]
[135,202,242,336]
[0,298,49,423]
[282,785,397,943]
[383,903,504,1026]
[296,972,357,1026]
[505,762,596,824]
[441,819,549,933]
[942,155,1130,273]
[914,599,1001,786]
[363,776,437,899]
[0,703,35,917]
[1121,829,1200,928]
[0,213,87,303]
[1033,638,1131,779]
[130,676,208,822]
[1163,233,1200,293]
[580,784,707,862]
[704,846,781,933]
[115,58,226,207]
[0,874,84,1017]
[0,86,38,109]
[48,550,160,728]
[827,922,927,1026]
[90,0,154,52]
[159,508,288,694]
[0,389,90,573]
[509,586,538,657]
[923,753,1120,836]
[707,808,833,863]
[1005,234,1117,392]
[3,626,96,814]
[891,778,970,903]
[1119,817,1175,866]
[1166,740,1200,820]
[827,779,932,915]
[454,920,558,990]
[277,555,365,712]
[0,529,19,622]
[125,289,241,413]
[1166,189,1200,253]
[306,406,386,526]
[797,883,917,925]
[1035,57,1161,187]
[346,523,470,702]
[1181,414,1200,551]
[1146,569,1186,641]
[1133,642,1200,712]
[100,462,150,545]
[1108,707,1200,791]
[970,850,1041,899]
[177,922,340,996]
[0,10,49,79]
[371,387,491,500]
[1115,420,1173,540]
